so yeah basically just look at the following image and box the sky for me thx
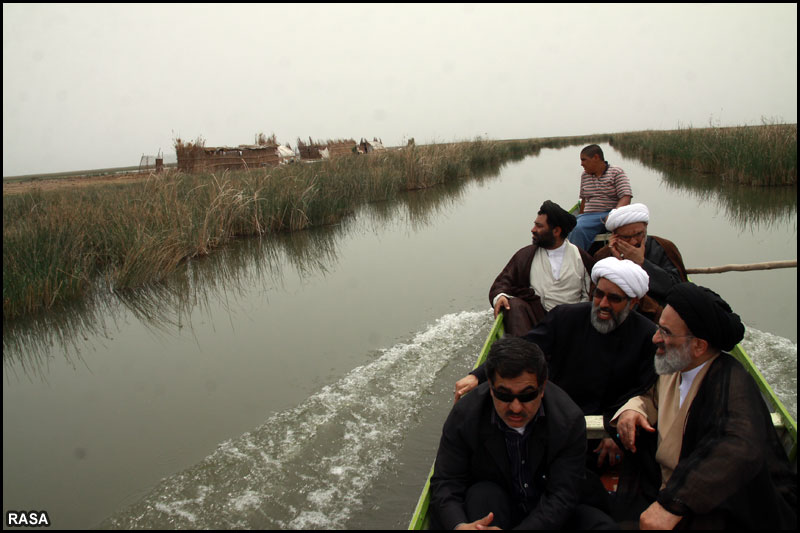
[2,3,797,177]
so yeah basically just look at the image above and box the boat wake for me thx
[101,309,491,529]
[741,327,797,421]
[99,314,795,529]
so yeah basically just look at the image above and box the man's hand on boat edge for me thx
[454,374,479,404]
[493,295,510,318]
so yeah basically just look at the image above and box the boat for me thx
[407,312,503,531]
[407,203,797,529]
[408,313,797,529]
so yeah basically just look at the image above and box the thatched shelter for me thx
[359,137,386,154]
[326,140,358,158]
[297,137,357,160]
[175,138,280,172]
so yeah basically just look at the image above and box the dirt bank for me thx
[3,172,158,196]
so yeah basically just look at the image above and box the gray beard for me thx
[590,300,632,334]
[654,341,694,375]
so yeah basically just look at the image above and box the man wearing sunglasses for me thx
[431,336,616,530]
[457,258,657,468]
[593,203,688,323]
[609,283,796,530]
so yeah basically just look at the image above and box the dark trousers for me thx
[463,480,617,530]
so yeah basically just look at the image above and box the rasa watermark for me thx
[6,511,51,527]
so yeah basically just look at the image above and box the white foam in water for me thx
[103,310,491,529]
[102,314,796,530]
[740,326,797,421]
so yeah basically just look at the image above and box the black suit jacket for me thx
[430,381,586,529]
[472,303,657,418]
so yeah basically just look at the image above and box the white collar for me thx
[679,360,709,408]
[543,240,568,279]
[544,239,567,257]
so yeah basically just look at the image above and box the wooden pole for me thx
[686,260,797,274]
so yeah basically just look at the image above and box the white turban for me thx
[605,203,650,232]
[591,257,650,298]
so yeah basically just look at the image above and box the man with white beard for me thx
[610,283,796,530]
[455,257,657,469]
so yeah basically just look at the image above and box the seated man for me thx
[569,144,632,251]
[490,200,595,336]
[610,283,796,529]
[457,257,657,469]
[431,336,616,530]
[594,203,688,322]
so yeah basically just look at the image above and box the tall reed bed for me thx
[4,139,561,319]
[609,123,797,186]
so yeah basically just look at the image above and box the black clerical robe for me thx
[473,302,657,418]
[594,235,688,322]
[609,353,797,529]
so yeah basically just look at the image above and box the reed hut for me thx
[359,137,386,154]
[326,140,358,158]
[176,142,280,172]
[297,137,357,160]
[297,137,325,160]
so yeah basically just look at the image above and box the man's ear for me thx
[691,337,709,358]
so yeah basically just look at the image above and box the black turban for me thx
[538,200,577,235]
[666,282,745,351]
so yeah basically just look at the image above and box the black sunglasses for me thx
[592,288,628,304]
[491,385,541,403]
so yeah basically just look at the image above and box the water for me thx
[3,146,796,529]
[102,311,489,529]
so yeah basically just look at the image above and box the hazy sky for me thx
[3,3,797,176]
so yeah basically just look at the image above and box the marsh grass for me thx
[610,122,797,186]
[8,127,789,319]
[5,138,578,319]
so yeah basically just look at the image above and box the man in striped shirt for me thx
[569,145,632,251]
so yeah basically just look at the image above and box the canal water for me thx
[3,146,796,529]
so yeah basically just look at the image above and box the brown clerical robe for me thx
[489,243,595,335]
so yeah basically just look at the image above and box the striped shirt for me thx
[579,163,632,212]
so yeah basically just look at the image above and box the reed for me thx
[609,122,797,186]
[5,138,574,319]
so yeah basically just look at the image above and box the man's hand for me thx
[456,512,500,530]
[594,437,623,468]
[609,235,645,266]
[454,374,479,404]
[493,296,510,318]
[640,501,682,530]
[616,409,655,453]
